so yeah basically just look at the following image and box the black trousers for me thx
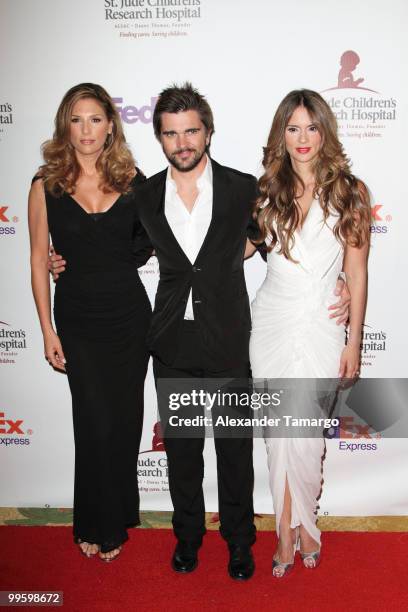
[153,321,256,549]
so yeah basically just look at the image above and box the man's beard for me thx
[166,146,206,172]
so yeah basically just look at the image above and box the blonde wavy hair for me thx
[255,89,371,260]
[40,83,135,196]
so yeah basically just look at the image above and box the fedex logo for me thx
[371,204,391,221]
[0,206,9,222]
[325,416,379,452]
[0,206,18,236]
[113,97,158,124]
[325,416,379,440]
[370,204,392,235]
[371,204,383,221]
[0,411,24,435]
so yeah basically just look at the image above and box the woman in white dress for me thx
[247,90,370,576]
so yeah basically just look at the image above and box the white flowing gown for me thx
[249,198,345,545]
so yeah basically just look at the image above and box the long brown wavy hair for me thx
[40,83,135,196]
[254,89,371,260]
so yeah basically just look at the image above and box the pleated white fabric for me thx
[250,198,345,545]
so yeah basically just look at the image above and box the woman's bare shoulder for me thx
[29,173,46,202]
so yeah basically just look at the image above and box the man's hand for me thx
[48,245,66,280]
[328,274,350,325]
[244,239,257,259]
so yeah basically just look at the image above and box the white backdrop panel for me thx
[0,0,407,517]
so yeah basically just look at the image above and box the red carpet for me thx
[0,527,407,611]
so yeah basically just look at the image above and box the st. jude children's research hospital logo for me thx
[342,323,387,370]
[0,102,13,142]
[104,0,202,21]
[104,0,203,40]
[359,323,387,369]
[138,422,169,494]
[0,321,28,364]
[322,50,397,139]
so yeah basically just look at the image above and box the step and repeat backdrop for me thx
[1,0,407,516]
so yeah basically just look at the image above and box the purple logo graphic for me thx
[113,97,157,124]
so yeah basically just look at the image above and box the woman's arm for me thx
[132,221,154,268]
[338,240,369,377]
[28,180,66,370]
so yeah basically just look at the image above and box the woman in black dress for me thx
[28,83,152,561]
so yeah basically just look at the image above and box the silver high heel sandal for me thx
[300,548,321,569]
[272,527,299,578]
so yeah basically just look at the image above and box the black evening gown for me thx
[43,173,152,552]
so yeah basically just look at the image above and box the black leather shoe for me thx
[171,542,198,573]
[228,545,255,580]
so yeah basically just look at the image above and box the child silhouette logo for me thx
[140,421,165,453]
[322,50,378,93]
[338,50,364,88]
[151,422,164,451]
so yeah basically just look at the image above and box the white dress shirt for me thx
[165,156,213,319]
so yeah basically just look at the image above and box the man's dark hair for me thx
[153,82,215,140]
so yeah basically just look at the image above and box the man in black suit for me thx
[135,83,259,580]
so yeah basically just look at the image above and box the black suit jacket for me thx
[135,159,261,370]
